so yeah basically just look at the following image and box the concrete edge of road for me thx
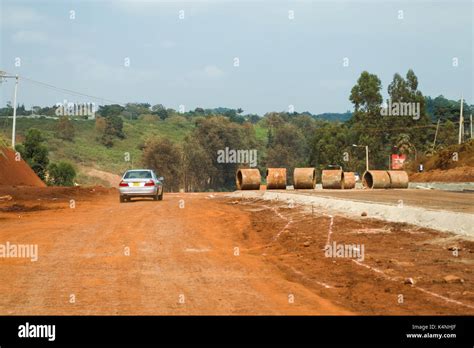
[228,191,474,237]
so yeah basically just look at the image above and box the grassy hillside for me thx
[0,116,195,176]
[1,116,269,180]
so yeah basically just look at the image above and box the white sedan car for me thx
[118,169,164,203]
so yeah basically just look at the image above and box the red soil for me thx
[0,147,46,187]
[410,166,474,182]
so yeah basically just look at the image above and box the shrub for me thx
[48,162,76,186]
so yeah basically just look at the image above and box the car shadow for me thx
[124,198,156,203]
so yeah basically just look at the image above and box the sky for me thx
[0,0,472,115]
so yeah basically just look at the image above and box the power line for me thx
[2,71,124,105]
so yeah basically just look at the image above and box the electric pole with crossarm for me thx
[0,71,19,149]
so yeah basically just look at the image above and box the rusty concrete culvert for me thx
[342,172,356,189]
[236,168,261,190]
[266,168,287,189]
[362,170,391,189]
[293,168,316,189]
[321,169,343,189]
[387,170,409,189]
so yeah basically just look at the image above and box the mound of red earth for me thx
[410,166,474,182]
[0,147,46,187]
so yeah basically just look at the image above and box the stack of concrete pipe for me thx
[362,170,409,189]
[236,168,408,190]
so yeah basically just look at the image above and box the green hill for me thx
[0,116,269,186]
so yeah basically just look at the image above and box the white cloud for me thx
[11,30,50,44]
[318,79,352,91]
[67,55,160,83]
[160,40,176,48]
[190,65,225,79]
[2,6,44,27]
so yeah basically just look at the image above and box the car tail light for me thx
[144,180,155,186]
[119,181,128,187]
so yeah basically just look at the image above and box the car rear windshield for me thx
[124,171,152,179]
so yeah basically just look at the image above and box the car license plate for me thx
[133,182,141,187]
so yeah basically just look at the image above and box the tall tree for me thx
[142,138,182,192]
[349,71,386,169]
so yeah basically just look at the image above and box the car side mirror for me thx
[158,177,164,181]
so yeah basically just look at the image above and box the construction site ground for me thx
[274,188,473,214]
[0,186,473,315]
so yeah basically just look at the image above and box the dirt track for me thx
[286,189,474,214]
[0,187,473,315]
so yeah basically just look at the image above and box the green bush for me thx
[48,162,76,186]
[17,128,49,180]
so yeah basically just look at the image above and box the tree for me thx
[96,114,125,147]
[152,104,169,120]
[264,112,286,128]
[142,138,182,192]
[0,102,13,117]
[349,71,386,169]
[436,120,458,148]
[266,124,307,184]
[182,136,213,191]
[123,103,151,120]
[395,133,417,160]
[16,128,49,180]
[98,104,125,118]
[309,121,354,171]
[349,71,383,114]
[185,116,258,190]
[56,116,75,141]
[48,162,76,186]
[385,70,431,157]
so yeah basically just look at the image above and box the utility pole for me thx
[365,145,369,171]
[458,94,464,144]
[432,118,440,151]
[0,72,19,149]
[470,114,473,139]
[11,75,19,149]
[352,144,369,172]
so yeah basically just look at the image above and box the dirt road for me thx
[0,187,472,315]
[0,188,346,315]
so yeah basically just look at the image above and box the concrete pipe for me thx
[362,170,391,189]
[266,168,287,189]
[342,172,356,189]
[387,170,409,189]
[321,169,343,189]
[236,169,261,190]
[293,168,316,189]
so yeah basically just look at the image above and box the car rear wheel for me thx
[120,195,126,203]
[158,192,163,201]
